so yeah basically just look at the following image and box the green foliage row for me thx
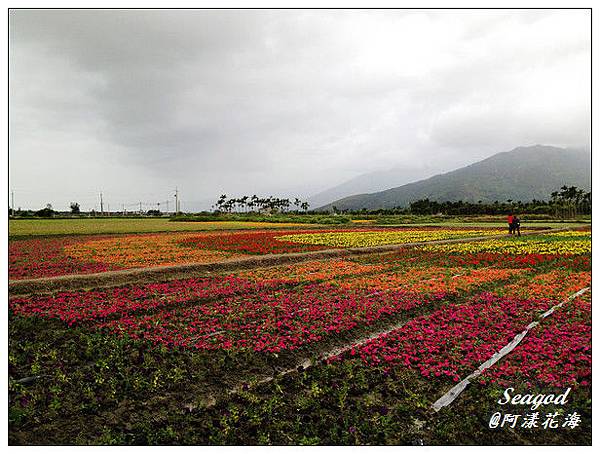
[9,312,590,445]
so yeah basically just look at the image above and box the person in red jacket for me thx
[513,215,521,236]
[507,214,514,234]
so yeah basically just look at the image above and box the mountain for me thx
[317,145,591,211]
[307,166,439,209]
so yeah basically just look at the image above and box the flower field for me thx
[64,233,247,268]
[278,228,505,248]
[8,225,591,444]
[8,236,120,280]
[330,293,561,382]
[420,231,591,255]
[482,292,591,388]
[9,226,510,280]
[96,285,446,352]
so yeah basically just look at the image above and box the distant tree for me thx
[250,195,259,212]
[280,198,291,212]
[70,202,80,214]
[211,194,312,215]
[583,191,591,213]
[258,197,269,212]
[266,197,276,213]
[35,203,55,217]
[215,194,228,212]
[293,198,301,212]
[224,199,235,213]
[549,185,589,218]
[239,195,249,213]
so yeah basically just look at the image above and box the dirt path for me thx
[8,227,577,296]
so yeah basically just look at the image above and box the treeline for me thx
[213,194,310,213]
[9,202,167,218]
[10,203,59,218]
[408,186,590,216]
[332,186,591,217]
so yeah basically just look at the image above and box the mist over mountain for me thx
[317,145,591,211]
[307,166,439,209]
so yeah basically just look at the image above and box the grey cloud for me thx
[9,9,590,211]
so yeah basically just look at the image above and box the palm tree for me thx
[257,197,266,212]
[238,196,248,213]
[216,194,228,212]
[224,199,235,213]
[281,198,291,213]
[250,195,259,212]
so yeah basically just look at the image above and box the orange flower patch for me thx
[64,233,248,268]
[334,267,526,295]
[496,270,591,301]
[238,259,388,284]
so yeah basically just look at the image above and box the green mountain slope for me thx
[317,145,591,211]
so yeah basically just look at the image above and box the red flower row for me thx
[176,229,345,255]
[98,284,447,352]
[9,236,120,280]
[332,293,560,383]
[10,275,283,325]
[359,248,590,270]
[482,294,591,388]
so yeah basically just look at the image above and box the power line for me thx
[11,190,187,214]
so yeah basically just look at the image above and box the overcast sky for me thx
[9,9,590,211]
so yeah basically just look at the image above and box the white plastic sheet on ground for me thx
[431,286,590,412]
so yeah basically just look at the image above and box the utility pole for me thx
[174,187,179,215]
[107,203,110,216]
[166,200,169,213]
[139,202,143,215]
[11,191,14,215]
[100,193,104,216]
[122,203,126,216]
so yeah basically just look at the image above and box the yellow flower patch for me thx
[544,230,591,237]
[278,229,504,248]
[420,238,591,255]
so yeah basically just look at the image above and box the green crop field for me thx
[9,216,590,239]
[8,218,314,238]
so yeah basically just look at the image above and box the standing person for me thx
[513,215,521,236]
[507,213,514,234]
